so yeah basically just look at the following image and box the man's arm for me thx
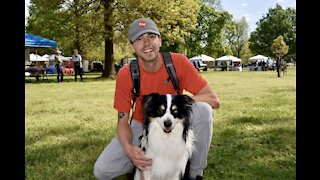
[192,84,220,109]
[116,111,152,170]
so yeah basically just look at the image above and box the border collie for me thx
[134,93,196,180]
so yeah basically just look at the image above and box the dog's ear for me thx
[183,94,195,105]
[178,94,194,107]
[142,93,161,111]
[172,94,194,118]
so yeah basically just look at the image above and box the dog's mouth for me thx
[163,128,172,133]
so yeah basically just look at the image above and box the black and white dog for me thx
[134,93,196,180]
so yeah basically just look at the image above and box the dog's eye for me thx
[157,105,166,115]
[171,106,178,114]
[172,106,178,112]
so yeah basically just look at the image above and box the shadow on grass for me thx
[206,115,296,179]
[26,129,114,180]
[231,116,294,125]
[25,73,115,84]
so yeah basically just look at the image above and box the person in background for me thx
[72,48,83,82]
[55,50,63,83]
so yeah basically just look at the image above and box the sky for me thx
[220,0,296,32]
[25,0,296,32]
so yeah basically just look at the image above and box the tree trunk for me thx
[101,0,114,78]
[74,0,81,53]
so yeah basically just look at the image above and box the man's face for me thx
[130,33,162,63]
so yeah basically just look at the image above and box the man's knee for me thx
[192,102,214,124]
[93,161,113,180]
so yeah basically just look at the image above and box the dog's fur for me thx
[134,93,196,180]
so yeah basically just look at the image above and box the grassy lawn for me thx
[25,67,296,179]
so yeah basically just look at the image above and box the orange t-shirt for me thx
[114,52,207,124]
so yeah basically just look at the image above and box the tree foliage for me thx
[225,17,250,59]
[271,35,289,58]
[27,0,104,57]
[186,1,233,58]
[249,4,296,61]
[26,0,202,77]
[26,0,296,77]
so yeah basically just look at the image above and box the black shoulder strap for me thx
[129,58,140,124]
[130,59,140,98]
[161,52,180,94]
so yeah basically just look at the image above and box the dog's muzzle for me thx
[163,120,172,133]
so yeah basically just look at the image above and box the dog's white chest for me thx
[142,123,194,179]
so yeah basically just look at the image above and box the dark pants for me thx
[74,65,83,82]
[277,66,280,77]
[55,64,63,82]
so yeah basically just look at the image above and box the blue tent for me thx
[25,33,57,48]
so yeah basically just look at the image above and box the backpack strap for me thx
[129,58,140,124]
[130,59,140,98]
[161,52,180,94]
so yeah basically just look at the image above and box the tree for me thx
[26,0,202,77]
[27,0,105,57]
[225,17,250,59]
[249,4,295,61]
[271,35,289,58]
[272,35,288,77]
[101,0,115,78]
[186,1,233,58]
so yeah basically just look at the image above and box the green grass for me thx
[25,67,296,179]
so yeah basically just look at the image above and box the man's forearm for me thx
[192,85,220,109]
[192,94,220,109]
[116,111,133,154]
[117,123,133,153]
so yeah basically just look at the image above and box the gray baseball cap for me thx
[129,18,160,43]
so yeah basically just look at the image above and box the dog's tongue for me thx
[164,129,172,133]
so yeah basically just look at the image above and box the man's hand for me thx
[125,145,152,171]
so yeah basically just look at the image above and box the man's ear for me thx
[159,36,162,47]
[130,44,136,54]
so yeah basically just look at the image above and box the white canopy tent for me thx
[248,55,268,62]
[30,53,48,61]
[215,55,242,71]
[189,54,215,62]
[30,53,71,61]
[248,55,276,71]
[216,55,241,62]
[47,54,72,61]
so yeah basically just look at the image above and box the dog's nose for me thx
[164,120,172,128]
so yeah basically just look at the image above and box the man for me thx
[55,50,63,83]
[94,18,220,180]
[72,48,83,82]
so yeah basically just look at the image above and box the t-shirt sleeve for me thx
[174,54,207,94]
[113,65,133,113]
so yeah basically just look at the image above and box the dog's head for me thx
[142,93,194,134]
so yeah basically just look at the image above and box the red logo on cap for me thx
[139,22,146,27]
